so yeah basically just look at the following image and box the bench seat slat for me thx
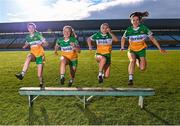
[19,87,155,96]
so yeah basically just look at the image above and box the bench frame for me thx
[19,87,155,109]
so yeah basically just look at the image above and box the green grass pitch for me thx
[0,50,179,125]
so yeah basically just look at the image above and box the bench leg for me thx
[138,96,144,109]
[75,96,94,109]
[28,95,34,108]
[83,96,86,109]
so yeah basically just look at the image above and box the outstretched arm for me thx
[42,40,49,47]
[149,36,167,54]
[74,45,81,53]
[22,42,29,49]
[120,37,126,50]
[87,37,93,50]
[54,43,59,55]
[70,42,81,53]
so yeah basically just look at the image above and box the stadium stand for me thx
[0,19,180,50]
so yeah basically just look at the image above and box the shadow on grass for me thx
[75,103,102,125]
[29,105,49,125]
[143,108,170,125]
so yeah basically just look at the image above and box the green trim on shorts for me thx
[36,56,43,64]
[129,49,146,58]
[69,60,78,67]
[96,53,111,64]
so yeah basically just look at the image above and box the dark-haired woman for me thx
[121,11,166,85]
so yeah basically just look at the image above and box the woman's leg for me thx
[69,66,76,86]
[15,54,35,80]
[103,64,110,78]
[22,54,32,73]
[60,56,69,84]
[96,55,106,83]
[37,64,44,87]
[69,66,76,79]
[127,51,136,85]
[139,57,147,71]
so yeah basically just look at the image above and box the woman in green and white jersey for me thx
[54,26,80,87]
[121,11,166,85]
[87,23,118,84]
[15,23,48,88]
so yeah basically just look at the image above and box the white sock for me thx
[98,71,103,76]
[129,74,133,80]
[102,73,104,78]
[21,71,25,76]
[60,74,65,79]
[39,77,43,84]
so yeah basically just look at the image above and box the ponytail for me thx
[130,11,149,20]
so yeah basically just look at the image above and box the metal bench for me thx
[19,87,155,109]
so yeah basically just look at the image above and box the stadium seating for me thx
[0,19,180,50]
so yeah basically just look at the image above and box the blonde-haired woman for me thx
[54,26,80,87]
[87,23,118,84]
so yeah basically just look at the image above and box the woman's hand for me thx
[159,48,167,54]
[54,51,58,56]
[70,42,75,47]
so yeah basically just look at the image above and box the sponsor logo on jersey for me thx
[96,39,112,45]
[61,46,73,52]
[129,34,147,42]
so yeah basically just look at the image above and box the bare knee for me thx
[140,66,146,71]
[38,75,42,78]
[26,54,32,60]
[61,58,67,65]
[104,75,109,78]
[129,59,136,64]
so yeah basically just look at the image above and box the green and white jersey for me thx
[56,36,79,60]
[25,32,45,46]
[56,36,79,52]
[25,32,45,57]
[90,32,113,54]
[123,24,153,51]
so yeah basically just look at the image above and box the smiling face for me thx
[63,27,72,38]
[131,16,140,28]
[27,24,36,34]
[100,24,109,34]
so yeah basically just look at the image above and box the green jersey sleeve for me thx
[90,32,99,41]
[122,26,131,38]
[25,35,30,45]
[56,38,61,46]
[35,32,45,42]
[142,25,153,37]
[70,37,79,46]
